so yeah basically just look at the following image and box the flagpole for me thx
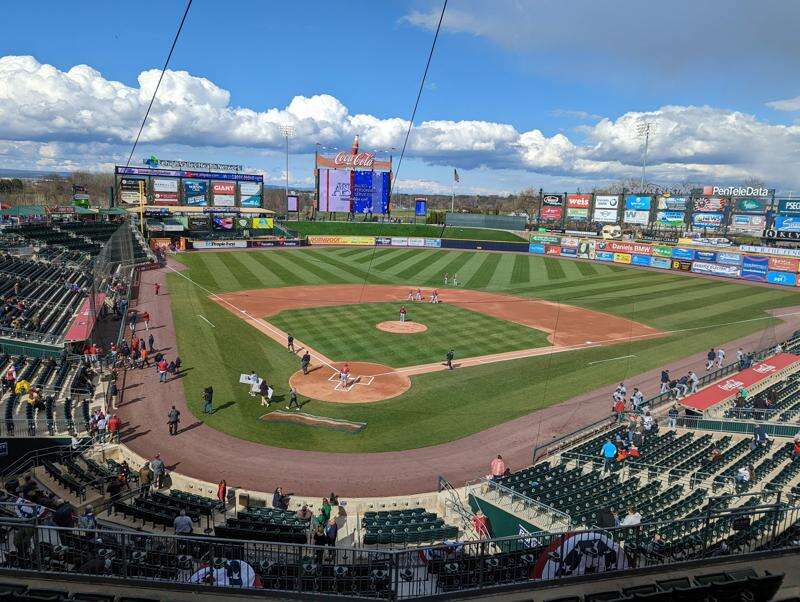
[451,177,455,213]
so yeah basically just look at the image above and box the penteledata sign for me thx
[701,185,772,197]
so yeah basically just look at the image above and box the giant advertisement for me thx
[736,198,769,213]
[566,194,590,220]
[120,177,147,205]
[657,196,688,211]
[352,171,390,214]
[774,215,800,232]
[212,181,236,207]
[184,180,207,206]
[594,195,620,209]
[623,210,649,224]
[692,212,724,228]
[777,199,800,214]
[318,168,352,212]
[768,256,800,272]
[540,206,563,221]
[691,261,741,278]
[152,177,179,205]
[239,182,262,208]
[767,271,798,286]
[593,208,618,223]
[655,211,685,227]
[741,255,769,282]
[730,214,765,232]
[625,195,652,211]
[693,197,727,212]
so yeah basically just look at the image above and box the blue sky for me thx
[1,0,800,193]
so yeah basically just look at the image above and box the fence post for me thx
[770,491,782,548]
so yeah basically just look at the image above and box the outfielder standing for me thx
[446,349,455,370]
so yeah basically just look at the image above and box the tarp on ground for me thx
[64,293,106,342]
[680,353,800,412]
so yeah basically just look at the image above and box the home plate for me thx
[289,361,411,404]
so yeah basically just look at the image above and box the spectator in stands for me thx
[329,492,339,506]
[613,382,627,402]
[325,517,338,553]
[708,447,722,464]
[668,405,679,428]
[128,311,137,333]
[107,414,120,443]
[736,465,751,485]
[138,463,152,497]
[312,524,327,563]
[79,505,97,533]
[96,413,107,443]
[21,475,36,499]
[109,381,118,410]
[203,386,214,414]
[737,347,745,367]
[472,510,490,539]
[490,455,507,479]
[793,431,800,458]
[706,348,716,371]
[296,504,313,522]
[52,499,75,528]
[214,479,227,510]
[272,487,290,510]
[106,476,123,512]
[659,370,670,393]
[173,509,194,535]
[320,498,332,525]
[150,454,165,489]
[620,506,642,526]
[167,406,181,435]
[642,411,655,436]
[601,439,618,474]
[613,398,626,423]
[631,387,644,412]
[140,346,150,369]
[754,423,767,447]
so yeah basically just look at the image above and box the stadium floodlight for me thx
[281,125,295,204]
[636,121,654,191]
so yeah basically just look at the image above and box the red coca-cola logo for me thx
[334,152,375,168]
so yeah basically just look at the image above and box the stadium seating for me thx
[362,508,457,545]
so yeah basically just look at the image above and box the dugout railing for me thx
[0,502,797,599]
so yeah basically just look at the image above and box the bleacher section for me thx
[720,372,800,423]
[362,508,457,545]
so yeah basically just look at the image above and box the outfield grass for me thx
[279,220,527,242]
[269,302,550,367]
[168,247,800,452]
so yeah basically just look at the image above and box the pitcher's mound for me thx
[290,361,411,404]
[376,320,428,334]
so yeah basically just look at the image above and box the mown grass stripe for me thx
[351,248,393,264]
[394,250,448,280]
[216,252,266,290]
[510,254,531,284]
[371,248,422,272]
[197,253,245,291]
[574,260,598,277]
[465,253,502,289]
[249,252,308,286]
[271,250,349,284]
[543,257,566,280]
[438,252,474,281]
[303,249,393,283]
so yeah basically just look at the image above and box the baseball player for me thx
[452,274,459,286]
[706,348,716,371]
[399,306,407,323]
[716,348,725,368]
[287,334,295,353]
[415,288,422,302]
[443,272,449,285]
[445,349,454,370]
[300,351,311,375]
[407,289,414,301]
[340,363,351,386]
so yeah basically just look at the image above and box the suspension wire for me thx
[124,0,193,168]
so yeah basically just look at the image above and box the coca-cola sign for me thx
[334,152,375,168]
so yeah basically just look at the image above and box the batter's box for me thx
[329,373,375,392]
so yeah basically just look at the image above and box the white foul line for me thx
[588,354,636,366]
[197,314,216,328]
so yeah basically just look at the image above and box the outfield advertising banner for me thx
[768,256,800,272]
[657,196,689,211]
[613,252,632,264]
[672,247,695,260]
[542,194,564,207]
[119,177,147,204]
[692,212,724,228]
[192,240,248,249]
[600,241,653,255]
[529,243,545,254]
[695,250,717,262]
[625,195,652,211]
[656,211,685,227]
[560,237,580,248]
[651,257,672,269]
[671,260,693,271]
[407,237,425,247]
[741,255,769,282]
[530,233,561,244]
[577,240,596,259]
[540,206,563,221]
[560,247,577,256]
[774,216,800,232]
[184,180,207,206]
[624,210,650,224]
[777,199,800,214]
[691,261,741,278]
[239,182,262,208]
[352,170,390,214]
[375,237,391,246]
[736,198,769,213]
[693,197,727,211]
[767,271,798,286]
[717,252,743,265]
[596,251,614,262]
[566,194,591,208]
[211,181,236,207]
[593,208,619,223]
[391,237,409,247]
[741,245,800,258]
[152,178,179,204]
[307,235,376,246]
[424,238,442,248]
[730,214,765,231]
[566,208,589,219]
[631,254,651,267]
[594,195,620,209]
[318,168,352,212]
[651,245,673,258]
[251,218,274,229]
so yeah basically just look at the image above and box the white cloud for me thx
[767,96,800,112]
[3,55,800,189]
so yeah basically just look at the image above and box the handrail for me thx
[437,475,477,536]
[472,476,572,531]
[0,437,92,479]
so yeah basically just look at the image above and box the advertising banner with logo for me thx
[545,245,561,255]
[540,206,563,221]
[187,215,209,231]
[424,238,442,248]
[316,151,391,171]
[742,245,800,258]
[768,256,800,272]
[529,243,545,254]
[391,237,409,247]
[625,195,652,211]
[592,208,619,223]
[655,211,685,226]
[596,251,614,262]
[717,252,743,265]
[407,237,425,247]
[741,255,769,282]
[777,199,800,215]
[693,197,728,212]
[212,217,235,230]
[307,235,376,246]
[695,250,717,262]
[651,257,672,269]
[560,237,580,248]
[251,218,274,229]
[318,168,352,212]
[566,194,591,208]
[211,181,236,207]
[530,233,561,244]
[239,182,262,208]
[153,191,179,204]
[153,178,178,192]
[192,240,248,249]
[119,177,147,204]
[623,210,649,224]
[767,271,798,286]
[671,259,693,271]
[691,261,741,278]
[560,247,577,256]
[577,240,596,259]
[352,170,390,214]
[601,241,653,255]
[594,195,619,209]
[730,214,765,231]
[692,212,724,227]
[651,245,673,258]
[375,237,392,246]
[631,254,651,267]
[774,215,800,232]
[613,252,632,264]
[566,208,589,219]
[415,199,427,216]
[183,180,207,206]
[672,247,696,261]
[542,194,564,207]
[735,198,769,213]
[657,196,688,210]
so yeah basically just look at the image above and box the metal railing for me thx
[0,418,83,439]
[468,477,572,532]
[0,502,797,599]
[677,416,800,439]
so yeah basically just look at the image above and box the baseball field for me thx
[166,246,800,452]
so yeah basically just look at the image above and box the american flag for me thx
[453,169,459,183]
